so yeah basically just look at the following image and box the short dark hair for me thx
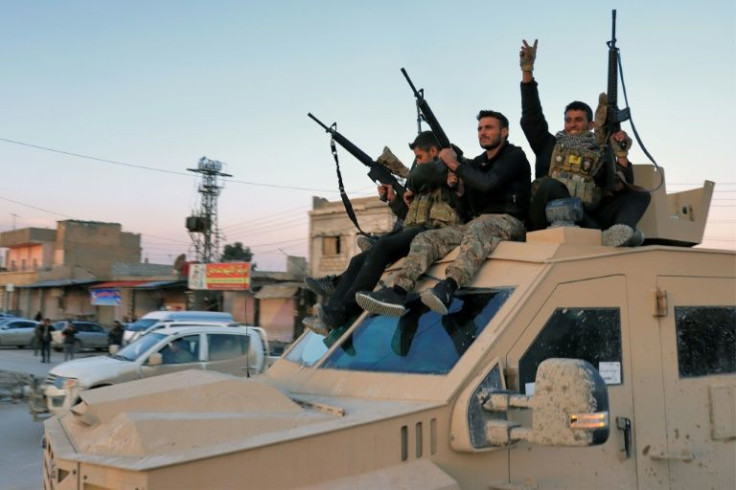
[409,131,440,151]
[564,101,593,123]
[476,110,509,129]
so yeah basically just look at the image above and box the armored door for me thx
[654,276,736,489]
[506,275,640,488]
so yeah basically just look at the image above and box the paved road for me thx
[0,347,101,490]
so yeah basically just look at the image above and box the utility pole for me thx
[186,157,232,264]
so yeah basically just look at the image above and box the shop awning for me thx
[20,278,99,289]
[90,281,148,289]
[254,284,300,300]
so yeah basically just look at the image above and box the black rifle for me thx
[308,113,404,202]
[400,68,452,150]
[603,9,631,190]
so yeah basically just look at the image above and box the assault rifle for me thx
[400,68,453,151]
[308,113,404,202]
[602,9,631,190]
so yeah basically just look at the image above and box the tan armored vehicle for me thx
[42,166,735,489]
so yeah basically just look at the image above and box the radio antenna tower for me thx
[186,156,232,263]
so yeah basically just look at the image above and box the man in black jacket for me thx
[519,39,650,246]
[356,110,531,316]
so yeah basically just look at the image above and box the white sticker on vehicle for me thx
[598,361,621,384]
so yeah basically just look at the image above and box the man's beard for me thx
[481,136,503,150]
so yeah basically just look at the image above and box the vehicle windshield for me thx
[287,288,513,374]
[125,319,159,332]
[115,332,166,361]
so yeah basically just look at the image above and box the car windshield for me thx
[125,319,159,332]
[115,332,166,361]
[287,288,513,374]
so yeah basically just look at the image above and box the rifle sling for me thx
[330,138,372,237]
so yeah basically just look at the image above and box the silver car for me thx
[0,318,39,348]
[51,321,110,352]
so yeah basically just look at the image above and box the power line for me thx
[0,137,337,192]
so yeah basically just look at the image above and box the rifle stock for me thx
[308,113,404,201]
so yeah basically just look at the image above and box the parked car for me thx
[51,321,109,352]
[123,310,234,344]
[0,318,39,348]
[0,312,16,320]
[39,324,271,415]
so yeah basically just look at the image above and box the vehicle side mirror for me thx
[486,358,610,447]
[147,353,162,366]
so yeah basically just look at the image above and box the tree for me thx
[220,242,253,262]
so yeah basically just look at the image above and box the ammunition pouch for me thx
[549,143,603,208]
[403,191,460,229]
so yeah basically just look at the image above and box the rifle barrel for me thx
[307,113,330,132]
[400,68,421,97]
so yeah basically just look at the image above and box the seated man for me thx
[357,110,531,316]
[519,39,650,245]
[302,131,464,335]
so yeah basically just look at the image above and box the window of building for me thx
[518,308,623,393]
[322,236,341,256]
[675,306,736,378]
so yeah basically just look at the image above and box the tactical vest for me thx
[403,189,461,229]
[548,141,603,208]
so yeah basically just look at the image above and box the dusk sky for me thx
[2,1,734,270]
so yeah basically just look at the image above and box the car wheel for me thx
[53,346,62,352]
[16,344,24,349]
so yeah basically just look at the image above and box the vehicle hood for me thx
[47,370,443,472]
[49,356,135,385]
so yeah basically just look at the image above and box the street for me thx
[0,346,98,490]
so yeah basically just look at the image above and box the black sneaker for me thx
[318,303,348,329]
[355,287,408,317]
[305,275,340,298]
[420,280,455,315]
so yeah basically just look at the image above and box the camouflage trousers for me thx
[392,214,525,291]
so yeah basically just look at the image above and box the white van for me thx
[123,311,233,344]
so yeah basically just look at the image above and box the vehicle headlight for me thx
[53,377,78,390]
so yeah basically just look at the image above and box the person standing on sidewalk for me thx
[38,319,54,363]
[62,321,77,361]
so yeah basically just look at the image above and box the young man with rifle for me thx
[356,110,531,316]
[520,38,650,246]
[302,131,464,335]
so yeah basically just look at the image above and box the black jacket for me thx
[455,141,531,222]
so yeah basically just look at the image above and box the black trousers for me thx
[326,226,427,320]
[528,177,650,231]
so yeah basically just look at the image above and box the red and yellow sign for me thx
[188,262,251,290]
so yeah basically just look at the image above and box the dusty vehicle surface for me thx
[42,167,734,489]
[36,324,271,417]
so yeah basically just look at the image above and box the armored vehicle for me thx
[42,166,735,489]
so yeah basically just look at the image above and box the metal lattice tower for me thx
[186,157,232,263]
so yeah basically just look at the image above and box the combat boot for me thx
[602,224,634,247]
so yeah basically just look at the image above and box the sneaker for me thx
[355,287,408,317]
[627,228,645,247]
[356,235,377,253]
[420,280,455,315]
[304,275,339,298]
[601,224,634,247]
[302,316,330,337]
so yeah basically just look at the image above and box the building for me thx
[0,220,177,322]
[308,195,396,278]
